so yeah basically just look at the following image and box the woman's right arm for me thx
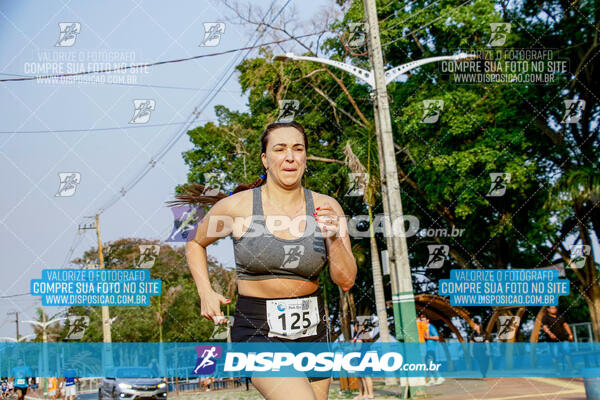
[186,197,236,323]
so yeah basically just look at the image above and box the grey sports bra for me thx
[233,186,327,282]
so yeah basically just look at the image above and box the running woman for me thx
[181,121,357,400]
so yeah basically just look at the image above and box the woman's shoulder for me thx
[210,188,254,217]
[308,190,345,213]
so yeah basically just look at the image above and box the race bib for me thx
[16,379,25,386]
[266,296,320,339]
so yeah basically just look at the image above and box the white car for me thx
[99,368,167,400]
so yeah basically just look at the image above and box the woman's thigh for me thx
[251,376,317,400]
[310,378,331,400]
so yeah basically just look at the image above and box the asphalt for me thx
[19,377,589,400]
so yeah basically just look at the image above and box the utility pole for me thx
[273,19,472,349]
[7,312,19,341]
[79,215,112,343]
[362,0,419,343]
[95,214,112,343]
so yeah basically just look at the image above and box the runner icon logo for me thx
[200,23,225,47]
[277,100,299,122]
[488,23,511,47]
[129,99,155,124]
[497,316,520,340]
[569,244,590,269]
[486,172,511,197]
[137,245,160,269]
[561,99,585,124]
[193,346,222,375]
[210,317,233,340]
[347,23,369,48]
[420,100,444,124]
[346,173,369,197]
[55,172,81,197]
[168,205,204,242]
[201,172,225,196]
[56,23,81,47]
[281,245,305,269]
[65,316,89,340]
[425,245,449,269]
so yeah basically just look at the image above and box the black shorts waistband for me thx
[235,288,323,320]
[236,287,321,302]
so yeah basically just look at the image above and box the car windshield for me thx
[114,367,154,378]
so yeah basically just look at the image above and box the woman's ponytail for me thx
[166,173,264,207]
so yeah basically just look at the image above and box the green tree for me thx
[68,238,234,342]
[181,0,598,339]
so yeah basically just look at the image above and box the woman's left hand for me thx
[313,203,342,238]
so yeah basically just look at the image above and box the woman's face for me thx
[261,127,306,188]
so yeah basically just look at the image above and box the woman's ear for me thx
[261,153,268,170]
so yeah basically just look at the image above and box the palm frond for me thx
[343,142,379,205]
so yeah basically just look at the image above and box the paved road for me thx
[380,377,587,400]
[77,392,96,400]
[22,378,589,400]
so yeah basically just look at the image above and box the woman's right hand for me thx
[200,290,231,324]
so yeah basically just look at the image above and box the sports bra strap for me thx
[252,186,263,216]
[304,187,316,214]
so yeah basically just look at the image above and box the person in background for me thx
[28,378,36,395]
[48,376,58,399]
[542,306,574,370]
[424,317,445,386]
[468,322,491,378]
[351,320,374,400]
[62,368,80,400]
[9,359,31,400]
[201,376,214,392]
[7,379,14,397]
[417,314,428,344]
[1,379,8,399]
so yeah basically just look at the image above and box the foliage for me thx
[179,0,599,336]
[67,238,235,342]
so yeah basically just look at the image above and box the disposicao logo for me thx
[224,351,407,373]
[192,345,222,375]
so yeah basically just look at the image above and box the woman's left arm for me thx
[315,198,357,292]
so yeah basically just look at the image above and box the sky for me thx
[0,0,334,339]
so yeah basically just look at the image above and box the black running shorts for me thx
[231,288,330,382]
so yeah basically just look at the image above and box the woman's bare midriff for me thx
[238,277,319,298]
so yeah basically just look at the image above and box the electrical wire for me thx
[381,0,472,49]
[0,30,325,83]
[94,0,293,215]
[0,293,31,299]
[381,0,442,33]
[0,72,245,92]
[0,121,202,134]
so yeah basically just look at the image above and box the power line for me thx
[381,0,472,48]
[0,31,325,83]
[94,0,293,215]
[1,293,30,299]
[0,72,245,92]
[0,121,208,134]
[381,0,442,33]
